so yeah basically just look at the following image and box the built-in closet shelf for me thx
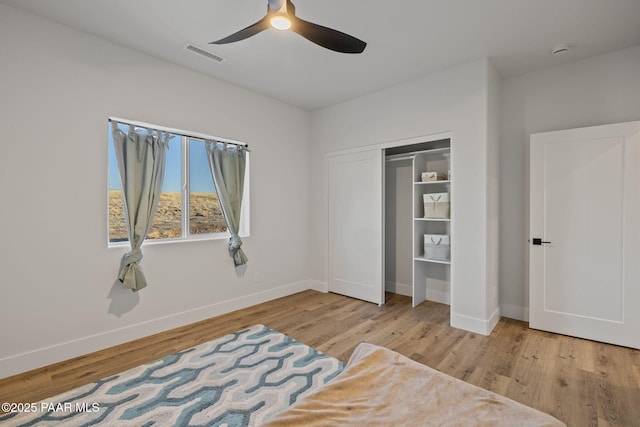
[411,144,451,308]
[414,180,450,185]
[414,257,451,265]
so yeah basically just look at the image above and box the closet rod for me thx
[385,154,416,162]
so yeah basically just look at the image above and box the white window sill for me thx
[108,232,249,249]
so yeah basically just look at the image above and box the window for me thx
[108,122,249,245]
[188,139,228,235]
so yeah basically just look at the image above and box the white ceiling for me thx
[3,0,640,110]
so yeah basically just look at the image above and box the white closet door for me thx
[327,149,384,305]
[530,121,640,349]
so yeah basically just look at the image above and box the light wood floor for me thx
[1,291,639,426]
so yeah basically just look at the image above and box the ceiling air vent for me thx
[184,43,225,63]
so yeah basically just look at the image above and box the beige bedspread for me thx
[265,342,565,426]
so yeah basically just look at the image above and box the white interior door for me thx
[530,121,640,349]
[327,149,384,305]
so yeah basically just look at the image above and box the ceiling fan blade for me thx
[210,16,270,45]
[291,17,366,54]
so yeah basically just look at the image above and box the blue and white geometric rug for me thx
[0,325,344,426]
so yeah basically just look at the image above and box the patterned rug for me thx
[0,325,344,426]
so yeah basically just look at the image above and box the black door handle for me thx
[532,238,551,245]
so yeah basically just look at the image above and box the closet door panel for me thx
[327,149,384,305]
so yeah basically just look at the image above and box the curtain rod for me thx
[108,117,249,148]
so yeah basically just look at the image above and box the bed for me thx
[265,342,565,426]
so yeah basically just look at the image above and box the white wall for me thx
[310,59,500,334]
[0,4,312,378]
[500,45,640,321]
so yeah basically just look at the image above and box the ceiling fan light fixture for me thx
[211,0,367,54]
[270,15,291,30]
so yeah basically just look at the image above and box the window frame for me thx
[107,118,250,248]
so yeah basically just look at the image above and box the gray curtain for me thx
[112,122,171,291]
[205,140,248,266]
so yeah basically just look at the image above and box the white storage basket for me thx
[424,234,450,261]
[421,172,447,182]
[423,193,450,219]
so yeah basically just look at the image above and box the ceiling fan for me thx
[210,0,367,54]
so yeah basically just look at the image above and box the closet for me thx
[385,140,451,307]
[326,136,451,308]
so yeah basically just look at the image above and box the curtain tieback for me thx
[229,235,243,251]
[122,248,143,266]
[118,248,144,284]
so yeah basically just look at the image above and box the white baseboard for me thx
[385,282,450,306]
[385,281,412,296]
[450,306,501,336]
[0,280,312,380]
[308,280,328,293]
[501,304,529,322]
[487,306,501,333]
[426,289,450,305]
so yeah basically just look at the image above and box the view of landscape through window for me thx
[108,124,227,243]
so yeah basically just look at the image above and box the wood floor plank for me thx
[593,342,640,426]
[465,367,511,395]
[476,318,528,379]
[1,290,638,427]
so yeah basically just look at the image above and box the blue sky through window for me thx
[108,125,215,194]
[189,139,216,194]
